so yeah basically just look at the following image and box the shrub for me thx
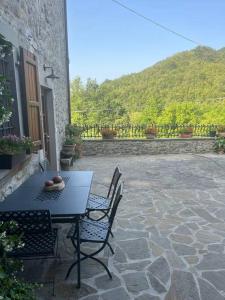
[0,221,36,300]
[65,124,83,137]
[64,136,76,145]
[144,127,157,135]
[100,128,117,138]
[214,137,225,153]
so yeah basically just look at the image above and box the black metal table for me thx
[0,170,93,288]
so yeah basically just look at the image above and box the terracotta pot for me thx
[102,135,115,140]
[218,132,225,137]
[62,144,75,155]
[145,133,156,139]
[179,133,192,138]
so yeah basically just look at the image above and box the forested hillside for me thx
[70,46,225,125]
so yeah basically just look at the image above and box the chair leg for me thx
[89,256,112,279]
[66,241,112,280]
[107,242,114,255]
[65,255,87,280]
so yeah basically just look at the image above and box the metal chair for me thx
[39,158,49,172]
[0,210,58,258]
[86,166,122,221]
[66,183,123,280]
[0,210,58,294]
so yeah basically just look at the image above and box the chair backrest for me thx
[108,182,123,234]
[107,166,122,203]
[39,158,49,172]
[0,210,52,234]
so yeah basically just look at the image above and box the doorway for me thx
[41,87,58,170]
[41,88,50,161]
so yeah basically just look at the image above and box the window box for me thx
[0,152,26,169]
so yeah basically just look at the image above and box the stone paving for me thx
[35,153,225,299]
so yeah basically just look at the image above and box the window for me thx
[0,36,19,137]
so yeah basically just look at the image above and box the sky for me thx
[67,0,225,83]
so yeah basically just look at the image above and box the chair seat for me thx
[87,193,110,211]
[68,219,109,242]
[10,228,58,258]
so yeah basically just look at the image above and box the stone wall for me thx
[0,0,69,159]
[82,138,215,156]
[0,154,39,200]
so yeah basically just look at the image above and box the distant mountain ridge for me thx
[100,46,225,110]
[71,46,225,125]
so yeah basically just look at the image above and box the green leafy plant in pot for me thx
[100,128,117,140]
[214,137,225,154]
[178,127,193,138]
[217,126,225,137]
[64,124,83,158]
[144,127,157,139]
[0,135,33,169]
[63,136,76,155]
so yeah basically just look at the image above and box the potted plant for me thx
[178,127,193,138]
[217,126,225,137]
[65,124,83,137]
[62,136,76,154]
[100,128,117,140]
[214,137,225,154]
[0,135,33,169]
[209,130,217,137]
[63,124,84,158]
[144,127,157,139]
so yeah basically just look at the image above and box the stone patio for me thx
[35,153,225,299]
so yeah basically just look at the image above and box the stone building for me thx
[0,0,70,197]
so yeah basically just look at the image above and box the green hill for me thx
[71,46,225,125]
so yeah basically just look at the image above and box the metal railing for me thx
[77,124,221,139]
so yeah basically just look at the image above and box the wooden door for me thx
[20,48,43,148]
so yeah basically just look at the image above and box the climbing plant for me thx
[0,34,14,126]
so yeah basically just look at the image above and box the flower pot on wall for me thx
[145,133,156,139]
[209,130,216,137]
[102,135,115,140]
[218,132,225,138]
[179,133,193,138]
[0,152,26,169]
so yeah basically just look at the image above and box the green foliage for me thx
[64,136,76,145]
[214,137,225,153]
[0,221,36,300]
[0,135,33,155]
[178,127,193,134]
[71,46,225,126]
[64,124,83,159]
[0,34,14,126]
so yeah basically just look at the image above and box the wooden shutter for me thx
[20,48,43,148]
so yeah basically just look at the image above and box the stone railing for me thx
[82,138,215,156]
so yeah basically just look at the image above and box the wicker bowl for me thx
[44,180,65,192]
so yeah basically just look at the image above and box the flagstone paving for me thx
[35,153,225,299]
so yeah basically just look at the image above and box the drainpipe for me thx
[64,0,71,124]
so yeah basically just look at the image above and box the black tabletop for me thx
[0,171,93,217]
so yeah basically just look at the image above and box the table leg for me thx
[76,217,81,288]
